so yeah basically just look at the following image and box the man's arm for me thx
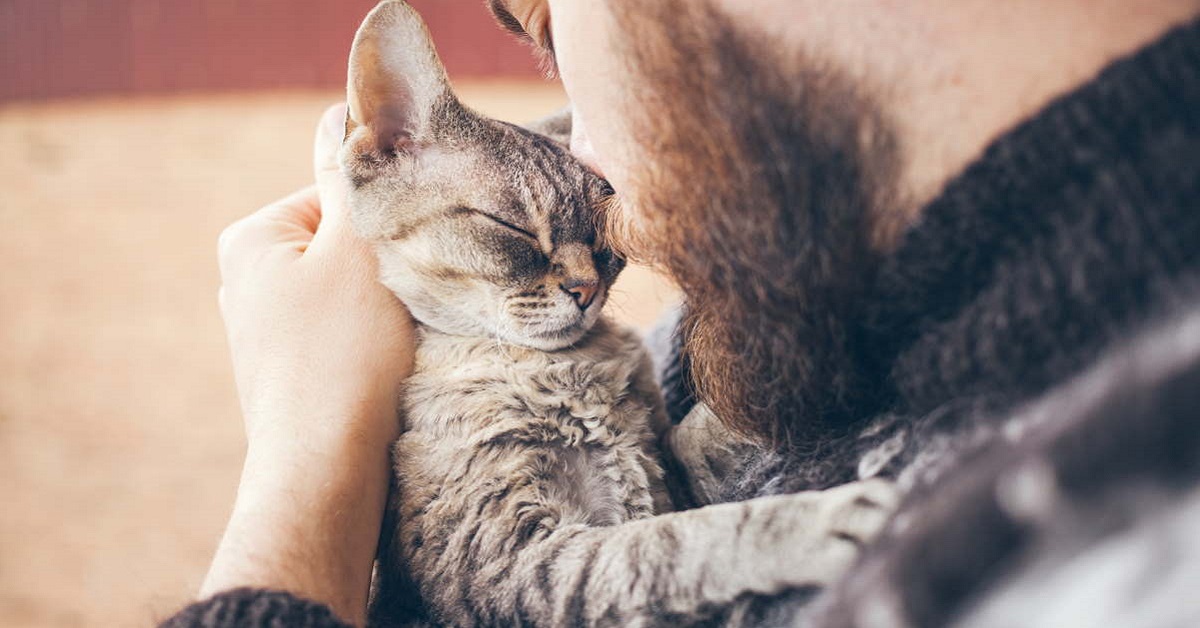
[196,417,394,625]
[163,103,415,627]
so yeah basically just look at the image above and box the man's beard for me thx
[603,1,904,446]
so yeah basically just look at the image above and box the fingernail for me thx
[322,103,348,141]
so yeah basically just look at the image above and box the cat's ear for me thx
[344,0,452,159]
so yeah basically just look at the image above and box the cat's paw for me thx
[753,478,901,588]
[814,478,900,548]
[666,403,762,506]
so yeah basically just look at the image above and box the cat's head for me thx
[339,1,622,351]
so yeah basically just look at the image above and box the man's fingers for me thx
[311,103,355,252]
[222,100,348,274]
[217,102,362,286]
[218,186,322,280]
[259,185,323,233]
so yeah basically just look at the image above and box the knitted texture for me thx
[643,304,696,424]
[869,13,1200,416]
[159,589,352,628]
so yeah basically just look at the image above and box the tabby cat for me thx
[339,2,897,625]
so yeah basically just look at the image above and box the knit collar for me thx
[862,17,1200,417]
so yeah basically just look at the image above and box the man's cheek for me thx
[550,0,635,181]
[568,112,604,177]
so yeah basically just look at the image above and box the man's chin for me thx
[606,0,898,444]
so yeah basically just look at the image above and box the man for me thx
[167,0,1200,625]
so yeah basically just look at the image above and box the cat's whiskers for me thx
[491,296,521,362]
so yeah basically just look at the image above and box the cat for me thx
[338,2,899,626]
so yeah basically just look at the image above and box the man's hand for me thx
[217,102,414,450]
[201,103,415,626]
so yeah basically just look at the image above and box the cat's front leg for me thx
[666,403,762,507]
[503,477,900,626]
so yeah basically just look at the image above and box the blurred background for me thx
[0,1,677,626]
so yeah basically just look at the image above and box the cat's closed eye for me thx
[453,206,538,241]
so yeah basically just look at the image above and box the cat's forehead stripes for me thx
[523,139,575,250]
[480,121,601,252]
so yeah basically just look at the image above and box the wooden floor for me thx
[0,84,678,627]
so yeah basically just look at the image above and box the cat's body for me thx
[398,319,671,532]
[374,319,671,625]
[340,3,899,626]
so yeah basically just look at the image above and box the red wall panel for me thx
[0,0,545,103]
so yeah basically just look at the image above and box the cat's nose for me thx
[560,278,599,310]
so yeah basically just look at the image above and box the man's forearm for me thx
[199,424,392,627]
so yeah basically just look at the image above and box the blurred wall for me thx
[0,0,543,103]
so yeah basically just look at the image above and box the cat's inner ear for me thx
[345,0,452,158]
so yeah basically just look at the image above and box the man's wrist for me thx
[201,410,395,626]
[242,392,401,457]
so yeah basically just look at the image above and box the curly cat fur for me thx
[374,320,671,624]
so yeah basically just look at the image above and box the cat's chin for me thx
[410,307,595,350]
[507,322,595,352]
[498,296,607,351]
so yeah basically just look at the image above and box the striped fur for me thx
[341,3,900,625]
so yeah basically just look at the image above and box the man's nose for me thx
[560,278,599,310]
[569,111,605,178]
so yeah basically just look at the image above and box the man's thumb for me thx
[311,103,354,246]
[314,103,348,184]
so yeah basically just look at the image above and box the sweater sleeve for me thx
[159,588,354,628]
[643,303,695,425]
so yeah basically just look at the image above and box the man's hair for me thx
[605,1,904,446]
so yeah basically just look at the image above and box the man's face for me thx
[491,1,640,214]
[492,0,901,443]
